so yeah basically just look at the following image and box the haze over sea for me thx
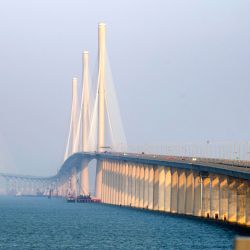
[0,196,249,249]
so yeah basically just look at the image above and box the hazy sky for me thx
[0,0,249,176]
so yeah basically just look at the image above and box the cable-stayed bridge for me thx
[1,23,250,228]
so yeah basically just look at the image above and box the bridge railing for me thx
[112,141,250,165]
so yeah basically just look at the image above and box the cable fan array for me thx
[64,30,127,161]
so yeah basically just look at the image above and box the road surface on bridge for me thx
[2,152,250,181]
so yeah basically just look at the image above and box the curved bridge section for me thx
[57,152,250,227]
[1,152,250,227]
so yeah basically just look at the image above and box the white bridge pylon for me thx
[63,23,127,197]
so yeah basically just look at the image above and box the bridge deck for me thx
[1,152,250,181]
[98,152,250,180]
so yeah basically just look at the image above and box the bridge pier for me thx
[101,160,106,203]
[121,162,126,205]
[80,160,89,195]
[193,174,202,216]
[185,171,194,215]
[118,162,121,204]
[237,181,247,224]
[228,178,237,222]
[158,166,165,211]
[127,163,132,206]
[117,163,121,205]
[202,177,211,218]
[70,167,78,197]
[143,165,149,209]
[210,175,220,219]
[107,160,111,203]
[148,166,154,210]
[153,166,159,211]
[246,182,250,226]
[178,170,186,214]
[132,163,135,207]
[109,161,113,203]
[121,162,125,205]
[95,160,103,199]
[139,165,145,208]
[105,161,109,203]
[164,167,171,212]
[219,176,228,220]
[171,169,178,213]
[113,161,117,205]
[135,165,140,207]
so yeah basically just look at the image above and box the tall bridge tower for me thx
[95,23,106,198]
[62,22,126,198]
[80,51,91,195]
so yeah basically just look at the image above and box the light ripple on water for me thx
[0,196,249,250]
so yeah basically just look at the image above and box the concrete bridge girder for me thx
[96,154,250,228]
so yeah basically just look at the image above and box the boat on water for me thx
[66,194,101,203]
[67,196,76,203]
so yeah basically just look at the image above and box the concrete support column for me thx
[185,171,194,215]
[118,162,122,205]
[124,163,129,206]
[171,169,178,213]
[139,165,145,208]
[237,181,247,224]
[121,162,126,205]
[101,160,106,202]
[95,160,103,199]
[148,166,154,210]
[110,161,115,204]
[71,167,77,197]
[112,161,116,205]
[219,176,228,221]
[127,163,132,206]
[228,178,237,222]
[104,160,108,203]
[193,173,201,216]
[143,165,149,209]
[116,161,120,205]
[80,160,89,195]
[106,161,110,203]
[104,161,108,203]
[158,166,165,211]
[246,181,250,226]
[164,167,171,212]
[153,166,159,211]
[115,161,120,205]
[135,165,140,207]
[178,170,186,214]
[131,164,136,206]
[210,175,220,219]
[202,177,210,218]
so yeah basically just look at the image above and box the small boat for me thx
[74,194,102,203]
[67,196,76,203]
[76,195,92,203]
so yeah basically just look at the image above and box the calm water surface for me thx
[0,196,249,249]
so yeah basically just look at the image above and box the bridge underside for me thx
[99,157,250,228]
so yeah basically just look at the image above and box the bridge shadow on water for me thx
[101,203,250,236]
